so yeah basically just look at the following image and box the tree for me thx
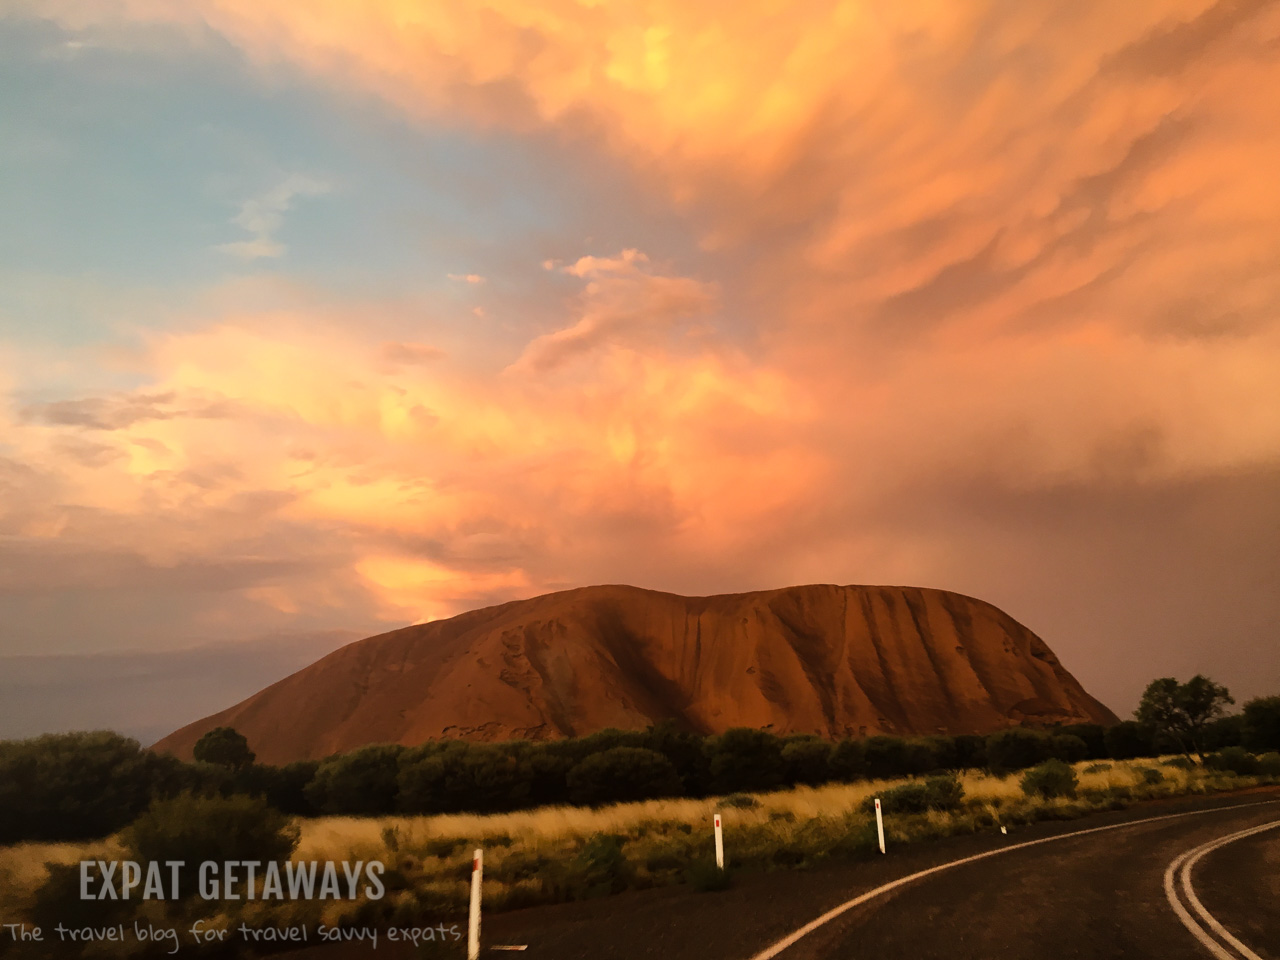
[1243,696,1280,752]
[984,728,1052,772]
[192,727,256,771]
[306,743,404,815]
[566,747,683,805]
[780,736,834,786]
[0,731,166,843]
[1104,720,1156,759]
[705,728,785,793]
[1135,675,1234,761]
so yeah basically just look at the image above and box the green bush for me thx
[864,774,963,814]
[828,739,867,781]
[566,747,683,805]
[1082,762,1112,774]
[986,729,1053,772]
[1243,697,1280,752]
[1048,735,1089,764]
[1257,752,1280,777]
[308,743,405,815]
[1162,756,1196,770]
[569,834,633,897]
[1019,759,1078,799]
[781,737,834,785]
[1104,720,1157,759]
[1136,767,1165,785]
[125,792,298,897]
[706,728,785,793]
[0,731,175,843]
[722,793,759,809]
[1057,723,1108,759]
[1204,747,1260,776]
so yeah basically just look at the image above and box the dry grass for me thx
[1,755,1269,943]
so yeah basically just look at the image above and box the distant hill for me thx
[153,584,1118,764]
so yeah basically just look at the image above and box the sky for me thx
[2,0,1278,729]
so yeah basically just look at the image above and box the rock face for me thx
[153,584,1118,764]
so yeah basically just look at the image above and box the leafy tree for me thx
[952,734,989,770]
[1201,715,1246,751]
[644,720,713,796]
[1057,723,1108,760]
[1048,734,1089,764]
[1135,676,1234,761]
[705,728,785,793]
[780,736,834,786]
[862,736,910,779]
[1104,720,1157,759]
[984,728,1052,772]
[828,738,867,781]
[566,747,683,805]
[192,726,256,771]
[1243,696,1280,752]
[0,731,167,843]
[306,743,404,815]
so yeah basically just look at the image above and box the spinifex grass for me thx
[1,757,1272,956]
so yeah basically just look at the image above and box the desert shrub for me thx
[1057,723,1108,759]
[706,728,785,793]
[986,729,1053,772]
[1243,697,1280,752]
[1162,756,1196,770]
[952,734,990,770]
[0,731,174,843]
[125,792,298,897]
[1201,715,1246,751]
[920,735,960,771]
[1082,762,1112,774]
[1019,759,1078,799]
[1136,767,1165,785]
[1257,753,1280,777]
[1204,747,1259,776]
[781,736,834,786]
[398,743,531,815]
[566,728,651,761]
[233,759,319,816]
[569,834,633,897]
[566,747,683,805]
[722,793,759,809]
[307,743,405,815]
[644,721,713,796]
[1048,735,1089,764]
[864,774,963,814]
[829,738,867,781]
[1104,720,1158,760]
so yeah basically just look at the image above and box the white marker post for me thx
[714,813,725,870]
[874,798,886,854]
[467,848,483,960]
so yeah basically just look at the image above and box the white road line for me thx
[1163,819,1280,960]
[746,798,1280,960]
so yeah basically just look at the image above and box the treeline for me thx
[4,694,1278,845]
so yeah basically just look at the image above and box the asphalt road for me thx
[292,789,1280,960]
[482,791,1280,960]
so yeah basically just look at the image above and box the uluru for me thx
[153,584,1118,765]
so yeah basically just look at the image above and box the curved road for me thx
[294,791,1280,960]
[750,800,1280,960]
[477,793,1280,960]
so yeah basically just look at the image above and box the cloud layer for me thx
[4,0,1280,713]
